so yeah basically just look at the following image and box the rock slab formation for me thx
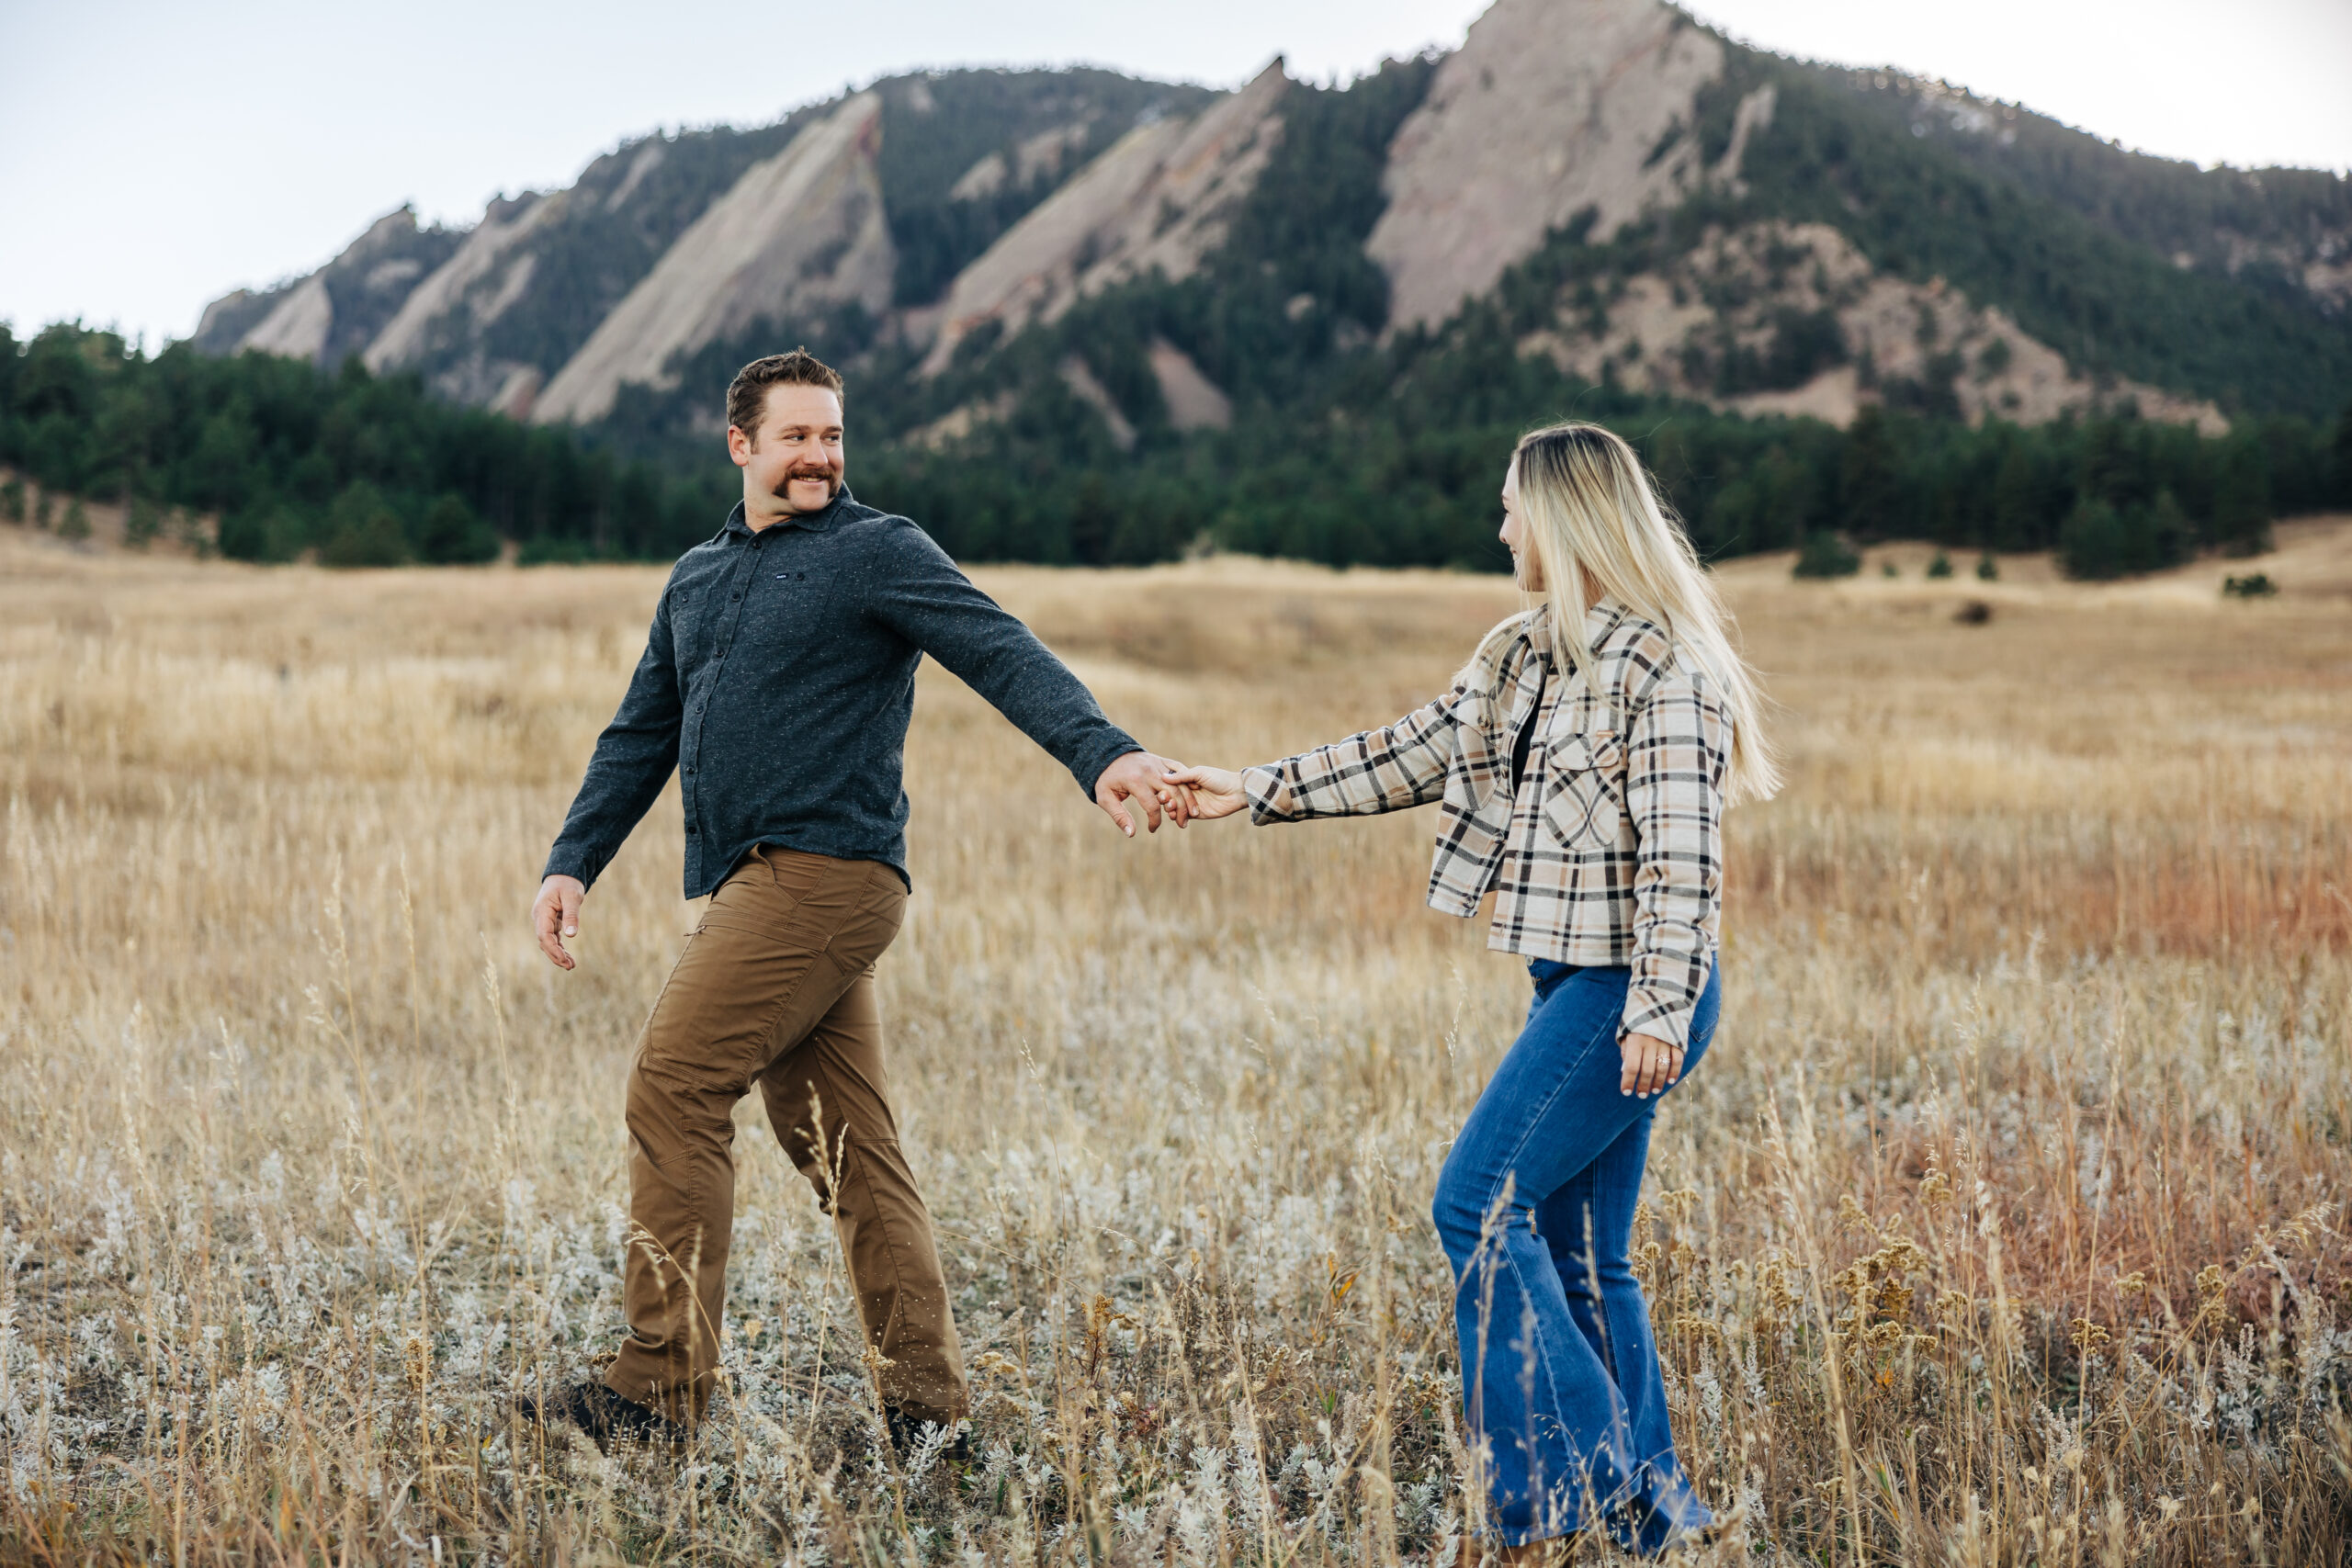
[363,192,567,413]
[208,207,460,367]
[532,94,894,426]
[919,62,1289,375]
[1368,0,1729,332]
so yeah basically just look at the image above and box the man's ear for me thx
[727,425,753,467]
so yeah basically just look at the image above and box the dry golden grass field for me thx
[1,519,2349,1565]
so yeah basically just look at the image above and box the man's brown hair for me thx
[727,348,844,443]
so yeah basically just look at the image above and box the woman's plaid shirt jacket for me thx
[1241,596,1731,1050]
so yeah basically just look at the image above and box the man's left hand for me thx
[1095,752,1190,837]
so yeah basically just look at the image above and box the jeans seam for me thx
[1498,1245,1577,1536]
[1464,984,1623,1544]
[1481,995,1621,1213]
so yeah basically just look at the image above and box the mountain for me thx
[531,93,896,425]
[194,207,464,368]
[123,0,2352,573]
[915,62,1291,375]
[1366,0,1751,331]
[200,69,1210,424]
[198,0,2350,444]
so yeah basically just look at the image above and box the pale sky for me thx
[5,0,2347,349]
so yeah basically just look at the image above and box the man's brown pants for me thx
[605,844,968,1426]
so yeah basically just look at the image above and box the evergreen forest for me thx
[6,318,2346,581]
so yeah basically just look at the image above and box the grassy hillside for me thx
[1854,65,2352,287]
[1692,49,2352,418]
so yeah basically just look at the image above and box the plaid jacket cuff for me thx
[1243,764,1296,824]
[1619,990,1693,1050]
[1619,959,1709,1049]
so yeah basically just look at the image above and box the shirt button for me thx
[684,764,695,775]
[686,825,700,835]
[731,591,741,600]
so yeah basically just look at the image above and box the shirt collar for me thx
[724,486,854,538]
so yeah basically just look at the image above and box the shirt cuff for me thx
[1069,733,1145,797]
[1242,764,1295,824]
[541,850,598,891]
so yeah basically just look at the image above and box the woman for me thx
[1161,423,1778,1559]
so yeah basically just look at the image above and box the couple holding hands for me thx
[526,349,1774,1560]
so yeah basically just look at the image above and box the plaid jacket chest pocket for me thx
[1537,728,1626,851]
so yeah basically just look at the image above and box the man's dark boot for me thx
[884,1404,973,1472]
[523,1382,684,1451]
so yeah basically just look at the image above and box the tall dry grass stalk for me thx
[1,537,2346,1563]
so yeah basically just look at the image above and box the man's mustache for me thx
[775,466,838,491]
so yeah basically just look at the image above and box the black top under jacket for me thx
[542,490,1142,896]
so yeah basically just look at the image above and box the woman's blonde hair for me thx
[1479,422,1780,805]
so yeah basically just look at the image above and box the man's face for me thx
[729,384,845,515]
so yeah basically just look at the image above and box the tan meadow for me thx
[1,520,2347,1565]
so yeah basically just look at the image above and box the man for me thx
[526,348,1183,1450]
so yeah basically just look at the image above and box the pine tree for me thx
[321,481,410,568]
[2214,437,2273,558]
[1840,405,1903,540]
[1991,444,2039,550]
[418,494,498,564]
[126,496,162,548]
[1793,530,1861,579]
[2334,399,2352,507]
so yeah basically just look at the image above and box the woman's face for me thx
[1498,457,1540,590]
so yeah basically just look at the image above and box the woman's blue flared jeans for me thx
[1432,960,1719,1552]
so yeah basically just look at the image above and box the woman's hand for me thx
[1157,764,1250,822]
[1620,1031,1684,1098]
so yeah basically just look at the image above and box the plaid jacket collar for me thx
[1457,596,1636,808]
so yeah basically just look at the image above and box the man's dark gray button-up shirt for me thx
[543,490,1141,897]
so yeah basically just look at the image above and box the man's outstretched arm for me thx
[535,589,685,967]
[865,519,1182,835]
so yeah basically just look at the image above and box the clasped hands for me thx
[535,750,1679,1098]
[1112,754,1681,1100]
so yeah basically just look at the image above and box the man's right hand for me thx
[534,874,587,970]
